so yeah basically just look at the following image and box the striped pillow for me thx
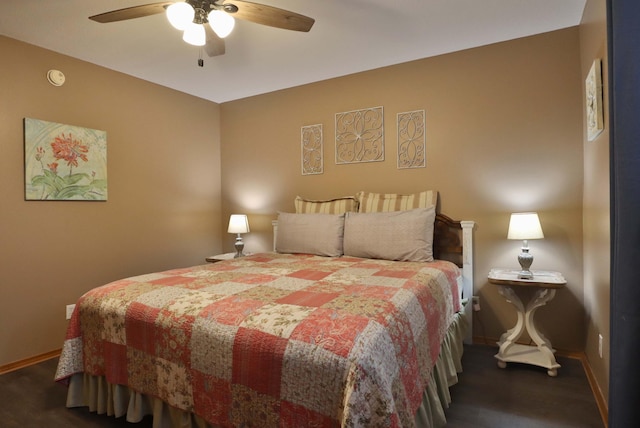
[294,196,359,214]
[356,190,438,213]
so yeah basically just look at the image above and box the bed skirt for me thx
[64,307,467,428]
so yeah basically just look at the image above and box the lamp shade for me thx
[507,212,544,240]
[228,214,250,234]
[166,2,194,30]
[183,22,206,46]
[208,10,235,38]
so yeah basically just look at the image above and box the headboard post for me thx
[272,220,279,251]
[460,220,475,344]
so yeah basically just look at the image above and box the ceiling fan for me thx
[89,1,315,59]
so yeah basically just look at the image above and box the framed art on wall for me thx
[397,110,426,169]
[24,118,107,201]
[301,124,323,175]
[335,106,384,164]
[585,59,604,141]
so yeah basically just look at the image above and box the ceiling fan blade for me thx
[204,25,226,57]
[225,0,315,32]
[89,2,175,23]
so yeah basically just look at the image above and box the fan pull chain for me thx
[198,47,204,67]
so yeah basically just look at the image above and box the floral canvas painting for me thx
[24,118,107,201]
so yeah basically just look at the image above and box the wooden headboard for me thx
[433,213,464,267]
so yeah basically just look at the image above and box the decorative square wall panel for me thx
[585,59,604,141]
[301,124,323,175]
[335,106,384,164]
[397,110,426,169]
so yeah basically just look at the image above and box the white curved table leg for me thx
[494,284,561,375]
[489,269,565,376]
[525,288,558,373]
[495,285,525,367]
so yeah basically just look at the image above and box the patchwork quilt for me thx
[55,253,461,427]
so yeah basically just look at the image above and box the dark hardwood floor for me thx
[446,345,604,427]
[0,344,603,427]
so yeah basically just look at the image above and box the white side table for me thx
[488,268,566,377]
[205,252,253,263]
[205,253,236,263]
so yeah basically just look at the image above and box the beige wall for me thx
[221,29,586,351]
[0,36,223,366]
[2,19,607,403]
[580,0,610,403]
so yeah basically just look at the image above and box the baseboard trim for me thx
[579,353,609,428]
[0,349,61,375]
[472,337,608,427]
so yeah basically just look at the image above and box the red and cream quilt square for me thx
[240,303,314,338]
[390,288,428,340]
[229,383,280,427]
[280,401,337,428]
[99,298,127,345]
[322,267,378,286]
[323,292,395,322]
[267,275,318,292]
[102,342,128,385]
[231,328,288,397]
[190,318,238,381]
[280,339,350,419]
[276,290,338,307]
[126,347,158,398]
[125,302,162,354]
[165,289,222,317]
[374,267,418,279]
[156,357,193,411]
[153,309,194,362]
[133,286,191,310]
[286,268,332,281]
[149,274,198,288]
[199,296,265,326]
[289,308,370,357]
[192,372,232,426]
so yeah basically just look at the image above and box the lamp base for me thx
[517,246,534,279]
[234,234,245,258]
[517,270,534,280]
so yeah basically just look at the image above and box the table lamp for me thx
[227,214,250,258]
[507,212,544,279]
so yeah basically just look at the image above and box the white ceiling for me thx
[0,0,586,103]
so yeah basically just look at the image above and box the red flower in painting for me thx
[48,162,58,174]
[35,146,45,161]
[51,133,89,168]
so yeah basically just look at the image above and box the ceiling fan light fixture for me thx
[208,10,235,38]
[183,22,206,46]
[167,2,195,30]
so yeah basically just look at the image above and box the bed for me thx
[55,191,475,427]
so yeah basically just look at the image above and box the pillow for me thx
[343,207,436,262]
[356,190,438,213]
[275,212,345,257]
[294,195,359,214]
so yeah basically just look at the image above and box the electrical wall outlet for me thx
[66,304,76,320]
[472,296,481,312]
[598,334,604,358]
